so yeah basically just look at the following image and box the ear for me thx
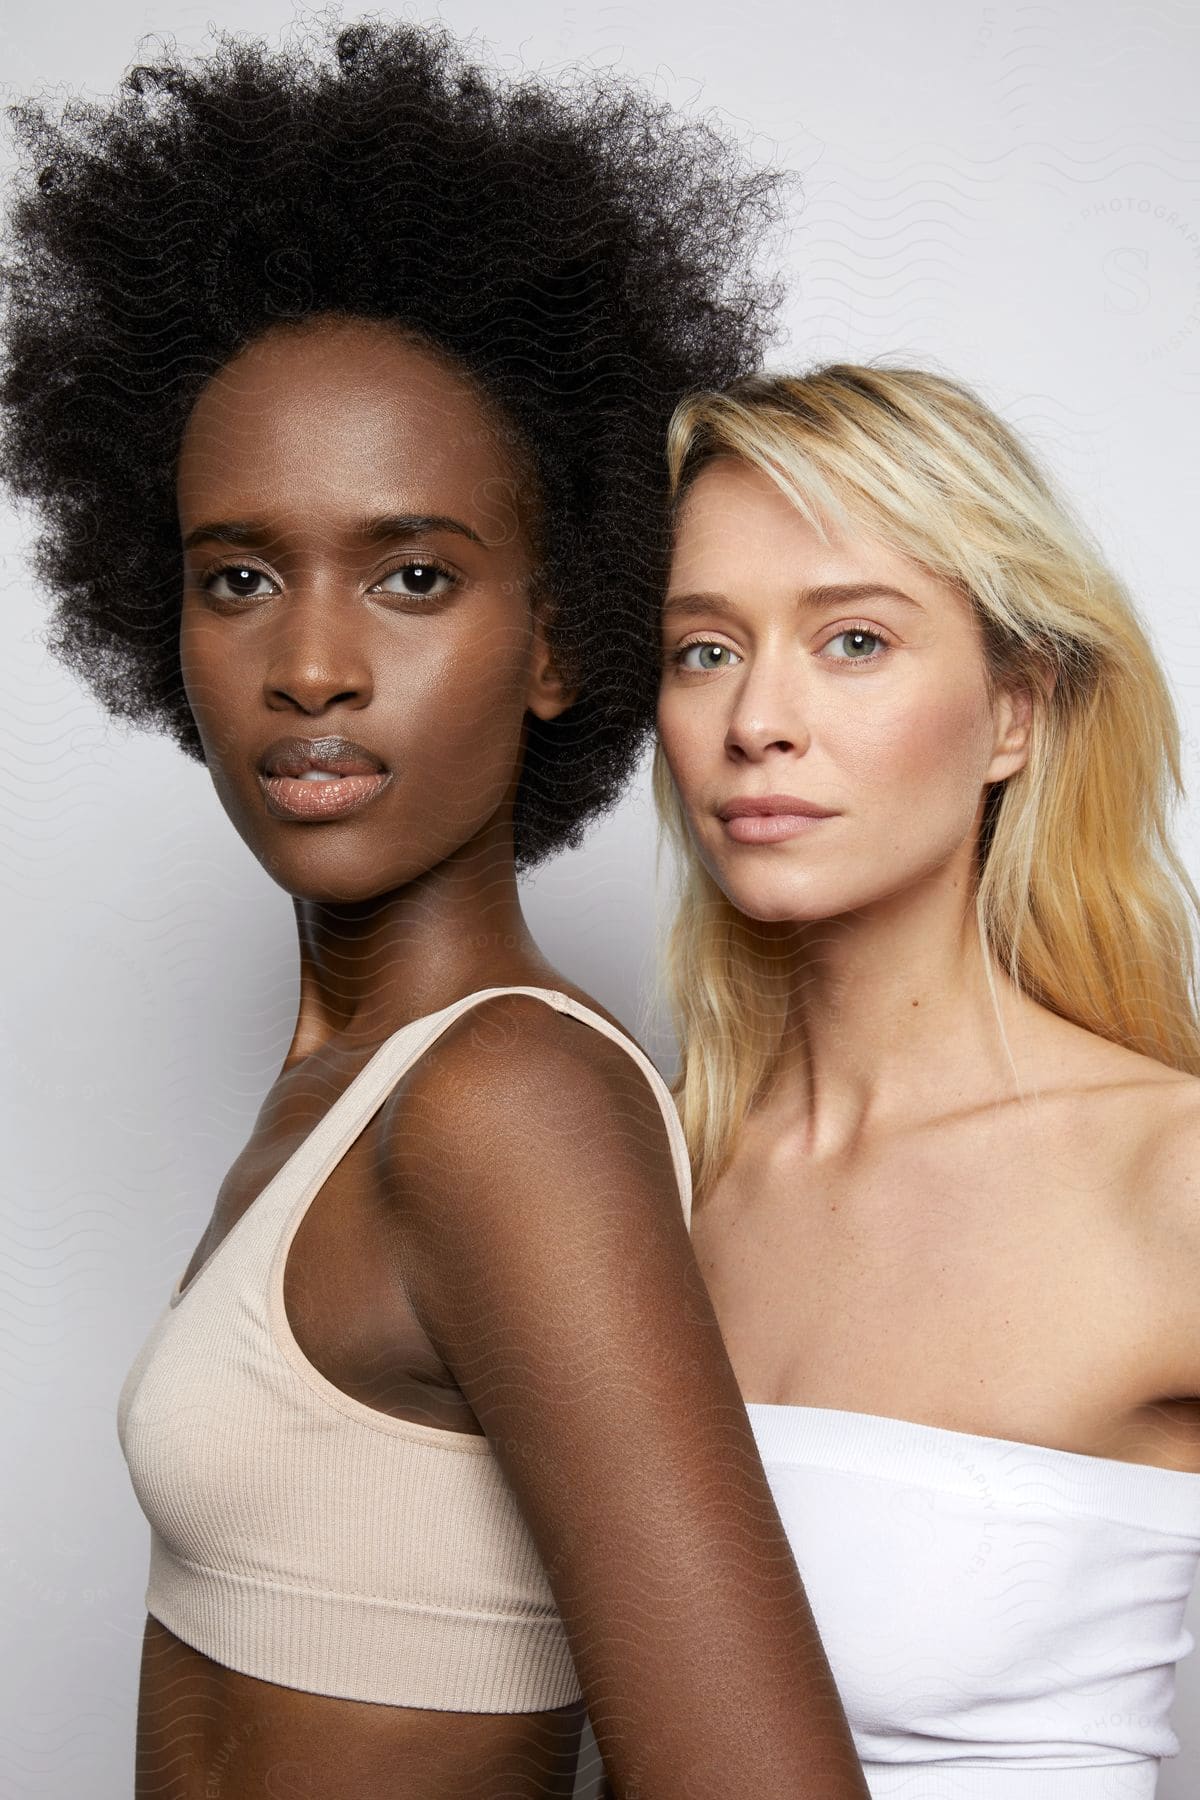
[525,609,578,721]
[985,671,1050,783]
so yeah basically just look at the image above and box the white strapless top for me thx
[746,1404,1200,1800]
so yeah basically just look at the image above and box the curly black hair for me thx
[0,18,786,866]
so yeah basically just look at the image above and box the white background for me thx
[2,2,1198,1795]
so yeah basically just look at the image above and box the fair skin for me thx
[657,455,1200,1474]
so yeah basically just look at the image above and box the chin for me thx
[704,856,885,926]
[264,820,493,904]
[738,894,840,925]
[701,866,819,924]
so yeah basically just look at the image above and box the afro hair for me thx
[0,17,787,865]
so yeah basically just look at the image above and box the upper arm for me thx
[380,994,865,1800]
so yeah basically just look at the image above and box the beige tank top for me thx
[116,985,692,1711]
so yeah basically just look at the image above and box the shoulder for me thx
[400,988,671,1119]
[1084,1052,1200,1324]
[1014,1020,1200,1383]
[1118,1069,1200,1393]
[370,992,694,1386]
[1130,1067,1200,1216]
[377,989,683,1217]
[1057,1024,1200,1190]
[1024,1012,1198,1187]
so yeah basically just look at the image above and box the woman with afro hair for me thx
[1,18,868,1800]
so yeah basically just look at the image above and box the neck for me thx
[768,861,1041,1155]
[285,814,551,1062]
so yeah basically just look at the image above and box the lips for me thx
[716,792,838,847]
[717,794,837,820]
[256,734,393,821]
[259,734,387,777]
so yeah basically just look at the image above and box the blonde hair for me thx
[654,365,1200,1197]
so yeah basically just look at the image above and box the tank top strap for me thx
[319,984,692,1232]
[494,987,692,1231]
[169,987,690,1312]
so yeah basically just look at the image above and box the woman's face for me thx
[656,456,1031,924]
[177,317,567,903]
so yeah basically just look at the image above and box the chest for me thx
[691,1114,1155,1448]
[178,1071,481,1434]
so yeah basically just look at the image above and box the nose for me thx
[723,651,809,762]
[263,586,374,715]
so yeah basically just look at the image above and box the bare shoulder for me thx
[1028,1011,1195,1131]
[377,989,681,1217]
[1100,1058,1200,1392]
[1068,1026,1199,1158]
[1128,1063,1200,1217]
[397,987,671,1124]
[1052,1020,1200,1229]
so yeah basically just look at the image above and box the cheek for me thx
[178,610,248,761]
[841,679,995,822]
[656,693,712,800]
[438,613,531,728]
[399,614,533,805]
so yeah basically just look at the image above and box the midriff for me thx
[136,1616,585,1799]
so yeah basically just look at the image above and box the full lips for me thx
[721,813,834,845]
[259,771,394,821]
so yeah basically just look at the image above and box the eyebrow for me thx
[662,582,922,621]
[181,513,488,552]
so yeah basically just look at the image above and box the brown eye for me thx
[377,562,455,598]
[203,565,277,601]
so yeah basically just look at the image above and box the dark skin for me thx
[140,314,868,1800]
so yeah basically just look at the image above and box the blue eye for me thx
[674,641,742,672]
[376,562,456,598]
[203,565,278,601]
[825,629,885,662]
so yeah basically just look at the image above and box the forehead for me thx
[176,319,522,528]
[670,455,942,601]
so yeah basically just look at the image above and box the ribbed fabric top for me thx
[116,986,692,1712]
[747,1402,1200,1800]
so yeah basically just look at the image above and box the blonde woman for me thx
[654,365,1200,1800]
